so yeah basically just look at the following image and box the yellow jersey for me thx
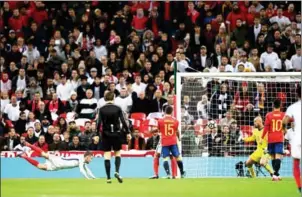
[244,127,267,150]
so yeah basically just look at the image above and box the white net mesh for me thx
[177,73,301,178]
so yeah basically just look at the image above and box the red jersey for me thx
[158,116,179,146]
[262,110,285,143]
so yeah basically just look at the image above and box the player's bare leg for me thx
[114,151,123,183]
[245,158,256,178]
[260,156,274,177]
[293,158,301,193]
[150,153,160,179]
[104,151,112,183]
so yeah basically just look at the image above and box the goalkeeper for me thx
[243,116,274,178]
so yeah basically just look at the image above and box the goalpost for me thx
[176,72,301,178]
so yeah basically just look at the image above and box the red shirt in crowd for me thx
[30,8,48,26]
[132,15,148,31]
[33,142,49,153]
[158,116,179,146]
[266,8,276,18]
[234,91,250,111]
[238,2,249,15]
[134,138,139,150]
[246,13,255,26]
[262,110,285,143]
[8,16,25,37]
[283,10,296,21]
[187,10,200,24]
[164,2,170,21]
[226,11,246,31]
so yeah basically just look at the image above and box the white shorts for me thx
[156,141,162,154]
[45,155,62,171]
[291,143,301,159]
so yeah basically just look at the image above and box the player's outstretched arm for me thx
[79,163,94,179]
[84,164,96,179]
[243,132,255,142]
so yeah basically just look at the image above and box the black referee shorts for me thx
[102,136,122,152]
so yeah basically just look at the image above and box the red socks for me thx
[293,159,301,189]
[171,158,177,177]
[26,142,43,156]
[153,157,159,176]
[154,157,177,177]
[22,155,39,167]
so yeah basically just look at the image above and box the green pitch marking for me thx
[1,178,298,197]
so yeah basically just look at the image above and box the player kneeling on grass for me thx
[243,116,274,178]
[19,142,96,179]
[158,106,185,178]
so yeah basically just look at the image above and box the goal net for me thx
[176,72,301,178]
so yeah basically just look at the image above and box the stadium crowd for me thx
[0,1,300,154]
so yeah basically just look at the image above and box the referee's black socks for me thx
[105,160,111,179]
[115,157,121,173]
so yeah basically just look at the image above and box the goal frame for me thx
[176,72,301,156]
[176,72,301,125]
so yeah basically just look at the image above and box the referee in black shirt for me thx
[97,92,131,184]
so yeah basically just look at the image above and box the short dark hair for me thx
[165,106,173,115]
[104,92,115,101]
[273,99,281,109]
[84,151,93,157]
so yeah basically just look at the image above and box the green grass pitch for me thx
[1,178,299,197]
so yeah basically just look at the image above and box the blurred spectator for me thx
[0,72,12,93]
[128,129,146,150]
[33,135,48,152]
[209,83,232,119]
[77,89,97,119]
[145,128,159,150]
[14,136,31,152]
[88,135,101,150]
[14,111,27,135]
[25,127,38,144]
[69,135,86,150]
[204,125,222,157]
[48,133,67,151]
[78,121,95,147]
[3,95,19,122]
[2,128,19,151]
[220,111,236,126]
[196,95,210,119]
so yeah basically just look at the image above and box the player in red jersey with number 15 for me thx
[158,106,186,178]
[261,99,285,181]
